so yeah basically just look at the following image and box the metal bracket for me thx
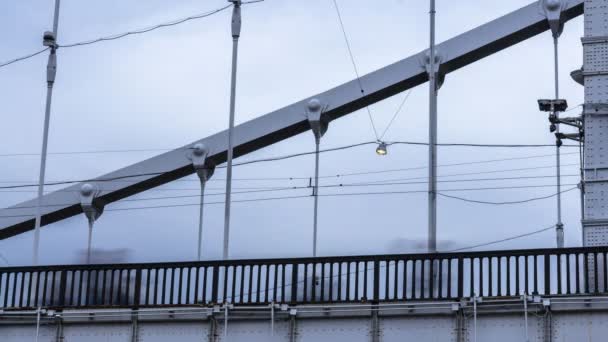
[540,0,567,38]
[79,183,103,224]
[421,49,445,90]
[306,98,329,142]
[189,143,215,182]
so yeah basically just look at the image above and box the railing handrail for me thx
[1,246,607,272]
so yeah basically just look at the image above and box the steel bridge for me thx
[3,0,608,340]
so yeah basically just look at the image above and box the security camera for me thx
[549,124,557,133]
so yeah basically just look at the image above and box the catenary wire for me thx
[0,183,578,218]
[0,142,581,188]
[58,4,232,48]
[0,177,581,210]
[447,225,555,252]
[438,186,578,205]
[0,2,265,69]
[0,48,50,69]
[379,90,413,140]
[331,0,379,140]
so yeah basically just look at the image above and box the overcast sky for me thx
[0,0,586,266]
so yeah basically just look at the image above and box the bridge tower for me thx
[582,0,608,246]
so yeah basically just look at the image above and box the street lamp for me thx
[376,142,388,156]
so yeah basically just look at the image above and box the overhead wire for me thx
[0,2,262,70]
[0,183,579,218]
[0,141,582,189]
[379,90,413,141]
[438,186,578,205]
[0,177,581,210]
[447,225,555,252]
[331,0,379,140]
[0,48,50,69]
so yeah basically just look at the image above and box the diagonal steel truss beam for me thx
[0,0,584,239]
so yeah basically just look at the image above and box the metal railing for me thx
[1,247,607,310]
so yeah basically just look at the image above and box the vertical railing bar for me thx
[488,257,493,297]
[133,269,142,308]
[231,266,237,304]
[329,263,334,301]
[438,259,443,299]
[273,264,279,303]
[223,266,229,304]
[584,253,590,293]
[11,271,22,308]
[93,270,100,306]
[202,267,208,304]
[59,270,68,307]
[291,263,299,304]
[393,260,398,300]
[108,270,115,306]
[84,270,91,306]
[126,269,132,306]
[412,260,417,299]
[524,256,529,295]
[185,267,191,305]
[160,269,166,305]
[248,265,254,304]
[145,269,151,306]
[544,254,551,295]
[566,254,571,294]
[194,267,200,306]
[27,272,33,308]
[457,258,463,299]
[3,272,10,308]
[168,268,175,305]
[303,264,309,302]
[240,266,246,304]
[403,260,409,300]
[100,270,107,306]
[320,263,325,302]
[265,264,271,303]
[533,255,538,294]
[479,258,484,297]
[49,271,56,306]
[515,256,520,295]
[26,271,34,307]
[338,262,343,302]
[421,259,426,299]
[506,256,511,296]
[373,260,380,302]
[178,267,184,305]
[281,264,286,303]
[354,262,359,301]
[497,257,502,297]
[153,269,159,305]
[257,265,262,303]
[470,258,474,297]
[363,262,368,301]
[211,266,219,304]
[575,254,581,294]
[384,261,390,301]
[594,253,599,293]
[19,272,25,308]
[557,254,563,294]
[346,262,350,302]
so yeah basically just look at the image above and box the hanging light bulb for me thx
[376,142,388,156]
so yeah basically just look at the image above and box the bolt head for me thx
[81,183,94,196]
[307,98,322,112]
